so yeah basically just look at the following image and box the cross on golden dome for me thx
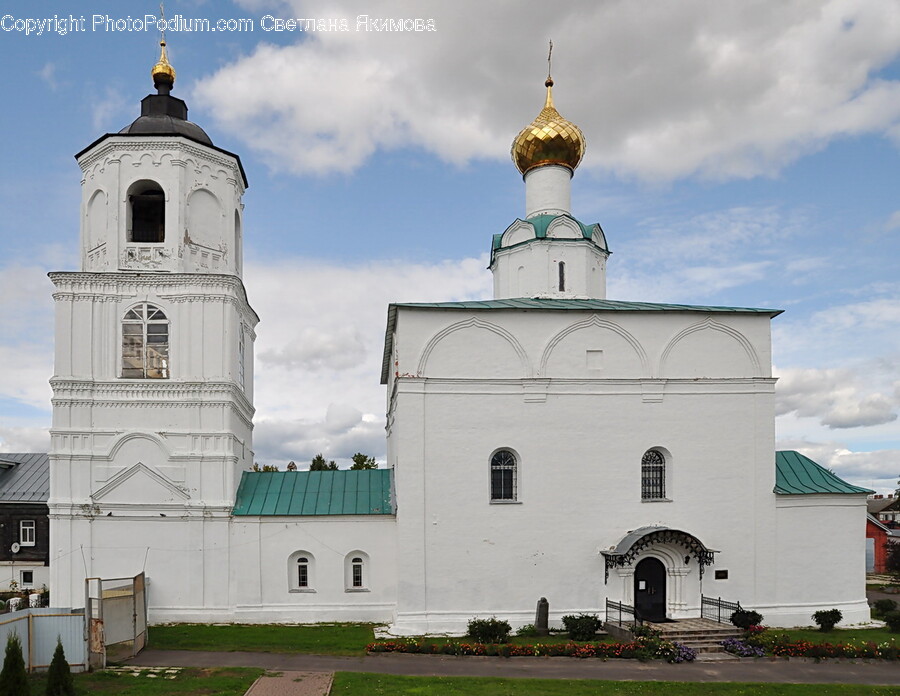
[511,45,585,176]
[151,4,176,91]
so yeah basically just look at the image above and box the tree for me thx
[310,454,338,471]
[350,453,377,470]
[887,539,900,578]
[45,638,75,696]
[250,463,279,472]
[0,632,29,696]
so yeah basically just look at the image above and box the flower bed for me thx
[720,638,766,658]
[367,638,697,662]
[769,639,900,660]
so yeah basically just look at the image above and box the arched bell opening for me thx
[127,180,166,243]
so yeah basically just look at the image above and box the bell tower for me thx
[78,39,247,277]
[491,60,610,300]
[49,40,258,620]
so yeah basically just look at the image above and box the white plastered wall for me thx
[228,516,397,624]
[768,495,871,626]
[385,306,862,633]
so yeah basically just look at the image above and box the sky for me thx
[0,0,898,492]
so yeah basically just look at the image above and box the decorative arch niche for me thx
[86,189,108,250]
[186,188,222,249]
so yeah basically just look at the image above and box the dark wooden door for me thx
[634,558,666,622]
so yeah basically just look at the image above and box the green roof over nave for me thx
[232,469,394,516]
[774,451,872,495]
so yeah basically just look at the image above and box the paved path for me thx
[244,671,333,696]
[128,649,900,685]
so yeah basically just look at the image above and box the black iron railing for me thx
[701,595,742,623]
[605,599,642,627]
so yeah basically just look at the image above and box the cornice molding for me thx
[78,139,244,193]
[49,272,258,323]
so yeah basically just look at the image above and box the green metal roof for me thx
[491,214,607,264]
[774,451,873,495]
[381,298,782,383]
[232,469,394,516]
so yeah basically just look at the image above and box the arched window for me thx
[345,551,369,591]
[127,181,165,243]
[641,449,666,500]
[558,261,566,292]
[122,303,169,379]
[298,556,310,588]
[351,557,364,587]
[490,449,517,502]
[288,551,315,592]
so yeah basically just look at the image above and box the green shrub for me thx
[812,608,842,632]
[514,623,538,637]
[561,614,601,641]
[884,610,900,633]
[45,638,75,696]
[873,599,898,617]
[631,623,662,639]
[466,617,511,643]
[0,633,29,696]
[730,609,763,629]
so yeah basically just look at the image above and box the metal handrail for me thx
[701,594,743,623]
[605,599,642,627]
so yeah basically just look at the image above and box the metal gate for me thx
[85,572,148,669]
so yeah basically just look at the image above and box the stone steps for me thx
[645,619,742,654]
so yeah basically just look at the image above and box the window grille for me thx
[297,557,309,588]
[352,557,363,588]
[491,449,517,501]
[641,449,665,499]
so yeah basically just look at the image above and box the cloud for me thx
[91,87,129,132]
[38,62,57,90]
[773,296,900,384]
[254,412,385,468]
[886,211,900,230]
[0,264,56,411]
[191,0,900,179]
[775,367,898,429]
[259,325,367,371]
[0,427,50,453]
[776,438,900,494]
[607,206,800,303]
[245,254,491,463]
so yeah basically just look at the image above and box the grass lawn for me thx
[331,674,899,696]
[772,627,898,644]
[28,667,261,695]
[149,622,376,655]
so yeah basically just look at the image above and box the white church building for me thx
[39,45,872,633]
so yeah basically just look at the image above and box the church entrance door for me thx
[634,557,666,622]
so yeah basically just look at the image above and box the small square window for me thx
[714,569,728,580]
[20,520,35,547]
[20,571,33,587]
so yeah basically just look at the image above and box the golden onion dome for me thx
[511,77,585,176]
[151,39,176,86]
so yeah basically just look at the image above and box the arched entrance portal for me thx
[634,557,666,621]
